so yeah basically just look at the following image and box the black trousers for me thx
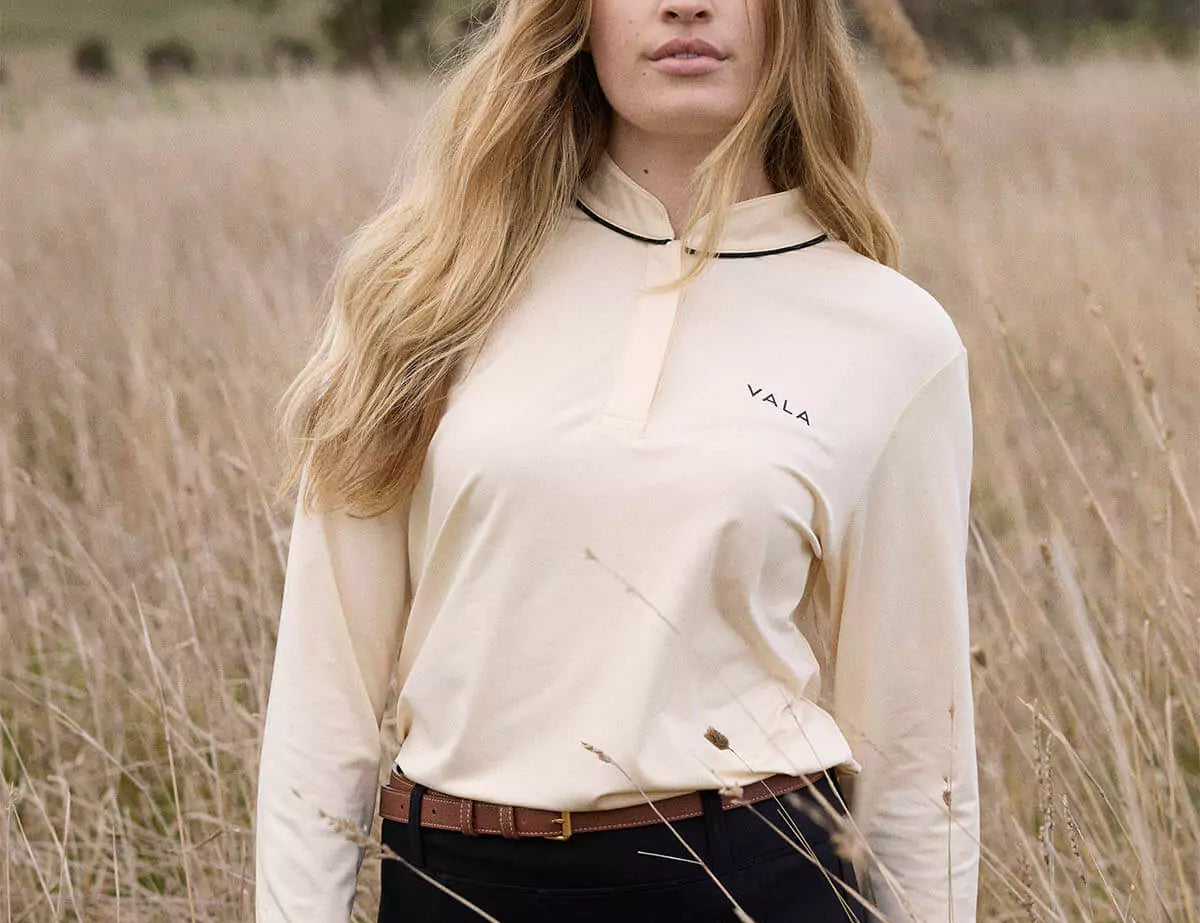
[377,773,865,922]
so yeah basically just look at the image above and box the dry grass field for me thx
[2,50,1198,921]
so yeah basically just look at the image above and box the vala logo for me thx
[747,384,810,425]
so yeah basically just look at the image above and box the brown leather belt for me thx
[377,766,828,841]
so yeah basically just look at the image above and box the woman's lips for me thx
[648,54,726,76]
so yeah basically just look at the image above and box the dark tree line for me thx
[60,0,1200,86]
[249,0,1198,71]
[847,0,1199,63]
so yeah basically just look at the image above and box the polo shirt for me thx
[255,149,981,922]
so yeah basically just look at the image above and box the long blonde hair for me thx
[276,0,899,518]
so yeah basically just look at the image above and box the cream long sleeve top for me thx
[254,150,981,922]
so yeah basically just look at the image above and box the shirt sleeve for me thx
[254,470,413,922]
[824,347,980,922]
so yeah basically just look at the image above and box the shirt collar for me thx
[575,149,828,258]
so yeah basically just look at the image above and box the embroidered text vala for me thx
[747,384,810,425]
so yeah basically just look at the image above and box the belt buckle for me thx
[544,809,572,841]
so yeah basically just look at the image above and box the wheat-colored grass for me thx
[1,50,1197,921]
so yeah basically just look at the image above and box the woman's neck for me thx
[605,119,774,236]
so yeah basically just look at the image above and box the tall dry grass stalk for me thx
[852,0,945,127]
[1,49,1197,922]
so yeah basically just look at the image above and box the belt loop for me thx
[700,789,733,870]
[406,782,428,867]
[498,803,519,839]
[459,797,479,836]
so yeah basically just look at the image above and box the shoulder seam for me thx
[830,345,968,561]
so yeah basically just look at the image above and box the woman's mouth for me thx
[649,52,726,76]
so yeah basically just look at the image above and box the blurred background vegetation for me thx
[1,0,1197,93]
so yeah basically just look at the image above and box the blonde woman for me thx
[253,0,980,919]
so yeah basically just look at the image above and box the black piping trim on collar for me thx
[711,235,828,258]
[575,199,671,244]
[575,198,827,259]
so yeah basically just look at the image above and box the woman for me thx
[254,0,981,919]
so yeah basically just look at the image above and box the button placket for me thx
[599,239,686,433]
